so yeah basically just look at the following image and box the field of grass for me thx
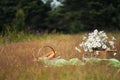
[0,32,120,80]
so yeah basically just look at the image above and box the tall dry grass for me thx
[0,33,120,80]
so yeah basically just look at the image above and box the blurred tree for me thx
[19,0,51,32]
[0,0,51,34]
[0,0,120,34]
[13,9,25,32]
[47,0,120,33]
[0,0,19,32]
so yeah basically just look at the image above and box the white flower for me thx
[99,31,104,35]
[83,36,87,40]
[97,43,101,48]
[89,49,93,52]
[109,41,115,48]
[84,48,88,52]
[109,41,114,45]
[101,33,107,37]
[75,47,81,52]
[113,53,117,56]
[102,45,107,49]
[94,29,98,35]
[96,51,100,55]
[112,37,116,40]
[106,48,110,51]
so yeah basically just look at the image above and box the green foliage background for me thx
[0,0,120,34]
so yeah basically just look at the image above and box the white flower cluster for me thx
[78,29,116,53]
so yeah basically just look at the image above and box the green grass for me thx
[0,32,120,80]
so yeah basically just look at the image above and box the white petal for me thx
[113,53,117,56]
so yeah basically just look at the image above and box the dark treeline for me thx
[0,0,120,34]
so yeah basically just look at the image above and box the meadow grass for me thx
[0,32,120,80]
